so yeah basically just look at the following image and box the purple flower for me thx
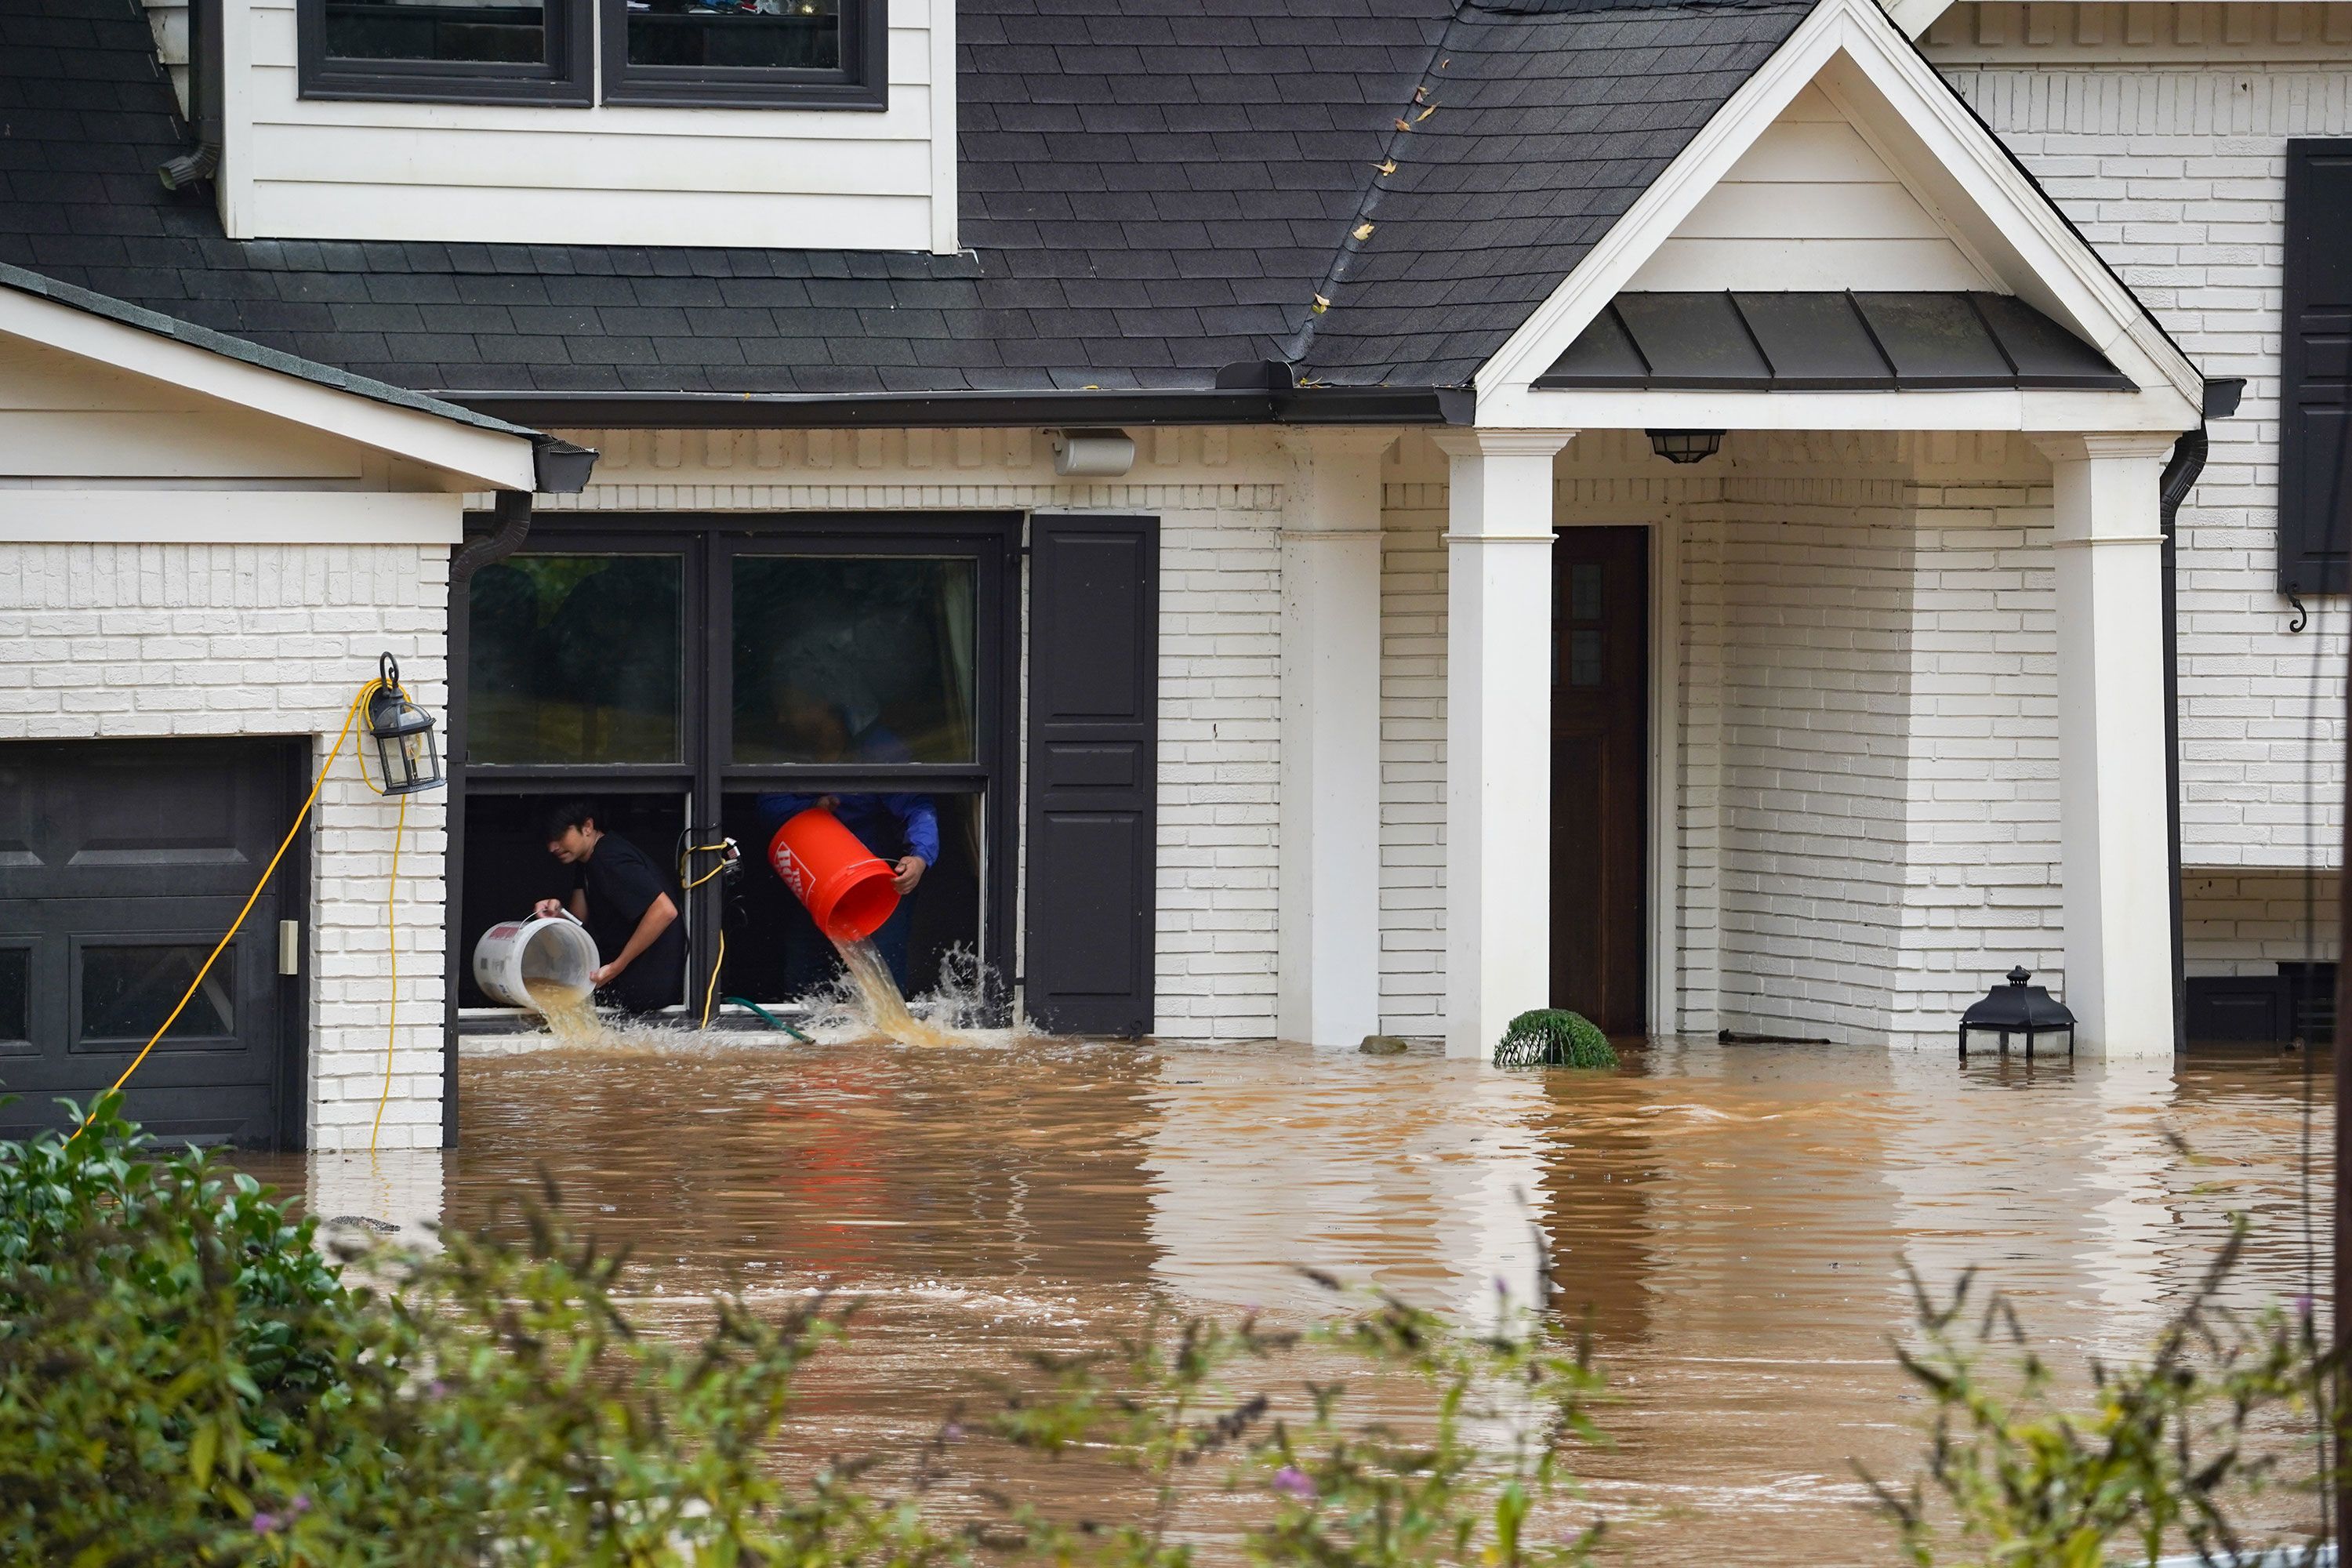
[291,1494,312,1516]
[1272,1466,1315,1500]
[252,1514,279,1534]
[2296,1294,2315,1317]
[942,1422,965,1442]
[428,1380,448,1399]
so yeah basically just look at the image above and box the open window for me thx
[296,0,592,105]
[598,0,887,110]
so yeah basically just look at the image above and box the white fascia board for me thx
[0,489,464,543]
[1472,0,2205,425]
[0,290,537,492]
[1882,0,1954,38]
[1480,385,2199,434]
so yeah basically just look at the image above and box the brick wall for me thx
[1925,5,2350,877]
[540,425,1290,1041]
[0,542,450,1151]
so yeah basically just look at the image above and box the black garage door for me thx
[0,739,305,1148]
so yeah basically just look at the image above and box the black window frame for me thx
[597,0,888,111]
[296,0,592,107]
[443,514,1019,1130]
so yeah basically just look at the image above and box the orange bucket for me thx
[768,808,901,941]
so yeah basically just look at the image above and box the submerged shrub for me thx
[1493,1011,1617,1070]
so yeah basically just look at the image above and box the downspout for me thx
[2158,427,2205,1056]
[451,489,535,584]
[158,0,223,190]
[2158,376,2245,1054]
[440,437,594,1148]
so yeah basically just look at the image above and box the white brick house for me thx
[1,0,2340,1149]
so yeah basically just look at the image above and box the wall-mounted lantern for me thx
[1648,429,1724,465]
[1958,967,2075,1061]
[367,653,444,796]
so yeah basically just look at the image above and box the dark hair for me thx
[543,799,597,844]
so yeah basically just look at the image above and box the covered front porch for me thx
[1281,416,2197,1059]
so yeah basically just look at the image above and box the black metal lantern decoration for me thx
[1648,429,1724,465]
[366,653,444,796]
[1958,967,2075,1061]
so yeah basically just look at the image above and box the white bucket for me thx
[472,914,599,1011]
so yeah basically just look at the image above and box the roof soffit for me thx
[1472,0,2203,429]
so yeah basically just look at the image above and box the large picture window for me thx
[599,0,887,109]
[449,517,1018,1019]
[297,0,592,104]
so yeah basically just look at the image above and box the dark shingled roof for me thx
[0,0,1813,411]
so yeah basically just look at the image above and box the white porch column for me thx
[1278,430,1392,1047]
[1434,430,1573,1059]
[2037,433,2180,1058]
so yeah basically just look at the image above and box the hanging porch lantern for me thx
[1957,967,2074,1061]
[367,653,444,796]
[1648,429,1724,465]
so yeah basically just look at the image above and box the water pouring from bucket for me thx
[768,807,955,1045]
[472,912,605,1042]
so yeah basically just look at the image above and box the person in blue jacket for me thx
[757,685,938,994]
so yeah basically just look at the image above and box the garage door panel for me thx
[0,740,296,1148]
[0,739,276,900]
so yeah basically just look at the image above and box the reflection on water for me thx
[249,1038,2335,1566]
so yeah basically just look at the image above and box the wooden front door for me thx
[1551,528,1648,1035]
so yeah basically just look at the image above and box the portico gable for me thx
[1413,0,2211,1061]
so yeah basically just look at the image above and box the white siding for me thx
[1922,3,2349,883]
[1627,84,1995,293]
[222,0,954,252]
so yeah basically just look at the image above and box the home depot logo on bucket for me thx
[767,808,900,942]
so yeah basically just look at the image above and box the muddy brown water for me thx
[249,1037,2336,1565]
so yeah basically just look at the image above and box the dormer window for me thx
[296,0,887,110]
[604,0,886,109]
[298,0,593,104]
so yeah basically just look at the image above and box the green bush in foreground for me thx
[1492,1011,1617,1070]
[0,1095,1611,1567]
[1864,1218,2336,1568]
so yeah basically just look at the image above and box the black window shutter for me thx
[1023,514,1159,1036]
[2280,140,2352,593]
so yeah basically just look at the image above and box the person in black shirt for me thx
[534,800,686,1015]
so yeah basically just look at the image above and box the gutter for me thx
[443,377,1475,433]
[450,437,596,583]
[2159,375,2245,1052]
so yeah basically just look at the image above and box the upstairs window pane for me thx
[626,0,841,71]
[322,0,546,64]
[601,0,885,108]
[298,0,589,105]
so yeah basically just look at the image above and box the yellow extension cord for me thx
[73,676,416,1153]
[679,840,731,1029]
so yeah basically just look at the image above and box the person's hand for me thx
[534,898,565,920]
[892,855,927,894]
[590,962,619,987]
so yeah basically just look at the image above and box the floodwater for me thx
[251,1036,2336,1565]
